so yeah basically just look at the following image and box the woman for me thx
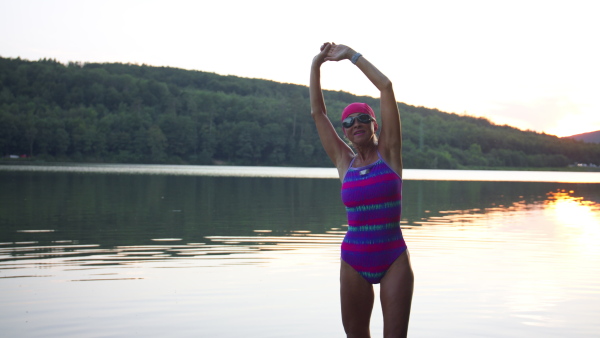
[310,42,414,337]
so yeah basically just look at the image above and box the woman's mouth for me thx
[354,130,365,136]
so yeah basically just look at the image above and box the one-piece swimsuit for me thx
[341,152,407,284]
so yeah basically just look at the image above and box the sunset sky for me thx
[1,0,598,137]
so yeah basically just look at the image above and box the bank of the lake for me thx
[2,162,600,184]
[3,159,600,172]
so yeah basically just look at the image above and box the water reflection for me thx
[543,190,600,273]
[406,187,600,334]
[2,175,598,274]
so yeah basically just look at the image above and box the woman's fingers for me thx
[325,44,351,62]
[324,48,341,61]
[320,42,332,51]
[320,43,333,57]
[314,43,333,65]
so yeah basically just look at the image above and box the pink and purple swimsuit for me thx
[341,152,407,284]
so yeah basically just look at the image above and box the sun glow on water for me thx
[544,190,600,255]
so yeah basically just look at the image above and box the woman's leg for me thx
[380,250,414,338]
[340,260,374,338]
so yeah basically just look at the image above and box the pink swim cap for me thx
[341,102,376,122]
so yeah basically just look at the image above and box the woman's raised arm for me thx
[310,43,354,176]
[326,44,403,174]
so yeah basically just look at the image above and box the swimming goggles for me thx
[342,114,374,128]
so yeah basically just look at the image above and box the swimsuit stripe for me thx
[346,200,401,213]
[346,263,395,273]
[361,271,386,279]
[342,172,400,188]
[342,235,404,246]
[341,239,402,252]
[341,155,407,284]
[343,194,402,208]
[346,222,399,232]
[348,217,401,226]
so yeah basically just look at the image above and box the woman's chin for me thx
[351,136,374,147]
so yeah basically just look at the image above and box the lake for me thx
[1,164,599,337]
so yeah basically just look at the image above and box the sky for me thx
[1,0,598,137]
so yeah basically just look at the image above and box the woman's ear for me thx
[373,121,379,132]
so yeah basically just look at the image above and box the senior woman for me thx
[310,42,414,337]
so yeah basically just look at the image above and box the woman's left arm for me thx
[326,44,402,174]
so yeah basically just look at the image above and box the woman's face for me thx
[343,113,376,145]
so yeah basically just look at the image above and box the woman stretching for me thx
[310,42,414,337]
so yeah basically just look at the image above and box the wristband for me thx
[351,52,362,65]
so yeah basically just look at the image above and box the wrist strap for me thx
[351,52,362,65]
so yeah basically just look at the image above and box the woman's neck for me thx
[353,143,378,167]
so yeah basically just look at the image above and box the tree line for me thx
[1,56,599,169]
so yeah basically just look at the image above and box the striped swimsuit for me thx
[341,152,407,284]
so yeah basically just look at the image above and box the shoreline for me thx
[1,159,599,173]
[2,161,600,183]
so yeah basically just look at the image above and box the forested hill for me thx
[564,130,600,144]
[1,56,599,169]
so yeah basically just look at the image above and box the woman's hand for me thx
[325,43,356,62]
[312,42,333,66]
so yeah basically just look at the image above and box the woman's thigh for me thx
[340,260,374,337]
[380,250,414,337]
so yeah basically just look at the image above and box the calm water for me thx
[1,164,599,337]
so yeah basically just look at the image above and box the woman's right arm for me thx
[310,43,353,175]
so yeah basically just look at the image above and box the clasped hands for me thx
[313,42,357,65]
